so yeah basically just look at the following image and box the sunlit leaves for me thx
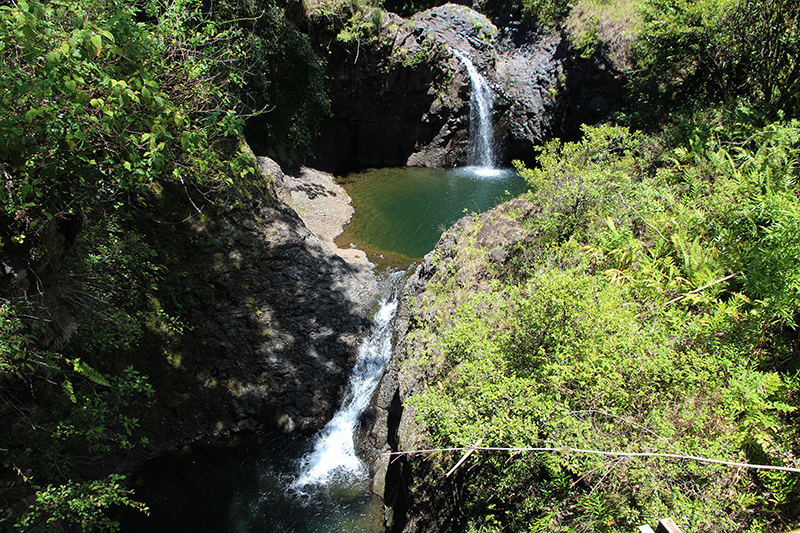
[633,0,800,115]
[0,0,276,248]
[15,474,149,532]
[410,122,800,532]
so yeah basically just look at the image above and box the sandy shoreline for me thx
[278,167,373,272]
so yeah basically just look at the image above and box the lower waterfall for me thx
[121,271,407,533]
[293,270,405,489]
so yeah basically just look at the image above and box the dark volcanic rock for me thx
[298,3,625,174]
[2,153,378,479]
[307,11,448,173]
[175,199,375,440]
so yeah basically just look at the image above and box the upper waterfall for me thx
[452,49,496,171]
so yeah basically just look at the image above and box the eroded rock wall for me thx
[133,158,379,464]
[0,154,377,476]
[306,3,624,173]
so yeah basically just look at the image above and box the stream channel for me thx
[123,49,529,529]
[121,167,528,532]
[121,42,536,530]
[121,164,527,533]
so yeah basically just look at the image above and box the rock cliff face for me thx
[134,158,379,462]
[366,197,540,531]
[0,155,377,471]
[307,3,624,174]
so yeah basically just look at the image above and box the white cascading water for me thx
[292,273,404,489]
[452,49,497,172]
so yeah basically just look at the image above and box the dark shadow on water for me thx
[121,432,384,533]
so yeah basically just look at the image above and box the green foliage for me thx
[571,14,601,58]
[564,0,640,69]
[336,3,384,44]
[0,3,249,525]
[49,366,154,454]
[2,361,154,465]
[0,0,289,248]
[304,0,390,68]
[59,211,167,356]
[407,122,800,532]
[521,0,573,24]
[0,302,35,381]
[1,359,154,530]
[383,0,443,17]
[15,474,148,532]
[632,0,800,117]
[0,0,329,529]
[474,0,573,26]
[513,124,646,245]
[397,32,448,69]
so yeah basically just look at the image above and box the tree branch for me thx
[664,271,739,306]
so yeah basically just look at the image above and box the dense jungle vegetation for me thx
[403,0,800,532]
[0,0,328,528]
[0,0,798,530]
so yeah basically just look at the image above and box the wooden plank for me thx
[655,518,682,533]
[638,525,656,533]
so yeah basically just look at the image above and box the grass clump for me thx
[565,0,640,66]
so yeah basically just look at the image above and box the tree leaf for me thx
[45,50,60,69]
[22,24,36,41]
[72,358,110,387]
[90,34,102,54]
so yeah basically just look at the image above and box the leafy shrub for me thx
[632,0,800,117]
[406,122,800,531]
[565,0,640,67]
[0,302,35,381]
[0,0,298,249]
[15,475,148,532]
[477,0,573,26]
[521,0,573,24]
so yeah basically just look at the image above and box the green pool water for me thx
[335,166,530,266]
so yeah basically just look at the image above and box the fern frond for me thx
[72,359,110,387]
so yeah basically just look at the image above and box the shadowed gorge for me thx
[2,0,800,531]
